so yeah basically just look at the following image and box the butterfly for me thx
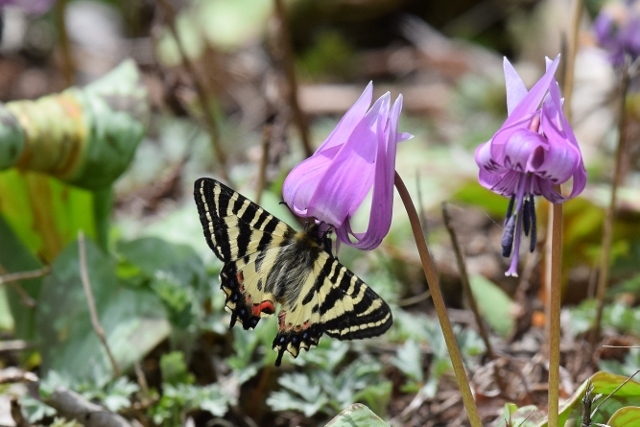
[194,178,393,366]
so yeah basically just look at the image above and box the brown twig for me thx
[441,202,508,395]
[157,0,230,183]
[78,232,121,377]
[55,0,75,87]
[0,267,47,308]
[591,62,631,346]
[255,120,273,205]
[0,369,38,385]
[0,266,51,285]
[0,340,29,353]
[395,172,482,427]
[10,396,30,427]
[271,0,312,158]
[45,388,132,427]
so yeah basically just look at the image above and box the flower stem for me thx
[395,173,481,427]
[546,2,584,424]
[590,63,630,345]
[546,202,563,427]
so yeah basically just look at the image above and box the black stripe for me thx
[302,258,333,305]
[236,221,252,258]
[253,209,269,231]
[254,237,272,272]
[194,179,222,259]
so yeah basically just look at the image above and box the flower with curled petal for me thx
[594,0,640,67]
[475,55,587,276]
[283,82,412,250]
[0,0,55,14]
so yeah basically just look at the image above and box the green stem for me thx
[394,172,482,427]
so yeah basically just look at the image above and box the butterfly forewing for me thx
[194,177,393,366]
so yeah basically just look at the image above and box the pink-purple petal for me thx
[475,54,587,277]
[502,129,547,173]
[341,94,403,249]
[283,81,407,251]
[503,55,560,128]
[315,82,374,154]
[503,58,528,115]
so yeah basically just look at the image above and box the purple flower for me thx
[475,55,587,276]
[594,0,640,67]
[0,0,56,14]
[283,82,411,250]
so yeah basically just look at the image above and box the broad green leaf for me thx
[0,287,12,331]
[537,372,640,427]
[1,61,148,189]
[36,238,170,380]
[499,403,543,427]
[452,181,509,217]
[469,274,515,337]
[0,170,97,262]
[0,214,43,339]
[608,406,640,426]
[354,381,392,420]
[325,403,388,427]
[117,237,208,329]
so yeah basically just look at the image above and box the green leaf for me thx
[160,351,194,386]
[324,403,389,427]
[499,403,542,427]
[536,372,640,427]
[117,237,208,329]
[353,381,392,420]
[0,170,99,261]
[0,214,44,339]
[36,238,170,380]
[391,339,424,383]
[469,274,515,337]
[608,406,640,427]
[0,287,12,331]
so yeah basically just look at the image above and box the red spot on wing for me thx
[236,271,244,284]
[277,311,311,332]
[251,300,275,317]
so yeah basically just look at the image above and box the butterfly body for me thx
[194,178,392,366]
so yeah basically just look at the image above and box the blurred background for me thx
[1,0,639,426]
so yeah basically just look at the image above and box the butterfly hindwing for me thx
[272,251,392,365]
[194,177,393,366]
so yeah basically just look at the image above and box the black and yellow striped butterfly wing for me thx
[194,178,392,366]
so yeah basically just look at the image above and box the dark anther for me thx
[505,194,516,223]
[522,199,531,236]
[501,216,515,257]
[529,196,537,252]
